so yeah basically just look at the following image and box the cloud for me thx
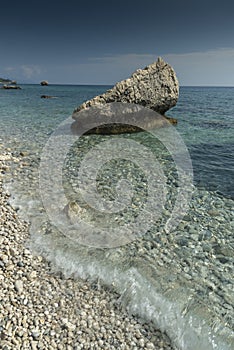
[20,65,42,79]
[87,53,157,78]
[52,54,158,84]
[163,48,234,85]
[3,64,46,82]
[4,67,15,73]
[83,48,234,86]
[3,48,234,85]
[89,53,157,66]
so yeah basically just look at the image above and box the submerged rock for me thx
[72,57,179,134]
[63,201,87,224]
[71,102,173,135]
[164,114,177,123]
[41,95,57,99]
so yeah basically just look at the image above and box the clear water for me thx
[0,85,233,350]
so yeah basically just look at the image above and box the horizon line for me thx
[4,82,234,88]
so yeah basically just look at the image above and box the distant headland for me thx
[0,77,22,89]
[0,77,17,84]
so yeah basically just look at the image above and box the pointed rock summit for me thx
[73,57,179,117]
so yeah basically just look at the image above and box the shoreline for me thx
[0,150,175,350]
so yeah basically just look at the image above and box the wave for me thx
[28,227,233,350]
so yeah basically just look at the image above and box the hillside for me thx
[0,77,16,84]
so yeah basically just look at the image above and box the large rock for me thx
[73,57,179,116]
[72,57,179,134]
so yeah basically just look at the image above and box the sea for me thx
[0,85,233,350]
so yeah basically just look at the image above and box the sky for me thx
[1,0,234,86]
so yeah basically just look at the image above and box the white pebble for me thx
[14,280,23,294]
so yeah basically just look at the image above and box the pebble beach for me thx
[0,150,175,350]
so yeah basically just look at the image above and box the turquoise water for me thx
[1,85,233,197]
[0,85,233,349]
[172,87,234,199]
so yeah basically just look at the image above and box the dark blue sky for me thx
[1,0,234,85]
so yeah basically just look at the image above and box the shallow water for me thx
[1,85,233,349]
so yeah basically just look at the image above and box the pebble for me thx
[14,280,24,294]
